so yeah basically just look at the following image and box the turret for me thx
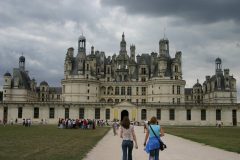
[78,35,86,54]
[159,38,170,57]
[3,72,12,89]
[91,46,94,55]
[130,44,135,61]
[215,57,222,75]
[77,35,87,74]
[120,32,127,54]
[224,69,230,90]
[19,55,25,71]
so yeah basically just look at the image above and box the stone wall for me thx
[0,102,239,126]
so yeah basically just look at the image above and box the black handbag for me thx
[149,125,167,151]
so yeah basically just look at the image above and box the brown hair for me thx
[121,116,130,129]
[149,116,157,124]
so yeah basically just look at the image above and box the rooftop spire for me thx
[122,32,125,41]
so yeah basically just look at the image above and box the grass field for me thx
[0,125,110,160]
[164,126,240,153]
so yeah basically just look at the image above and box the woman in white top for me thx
[120,116,138,160]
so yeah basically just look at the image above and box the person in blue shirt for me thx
[144,116,165,160]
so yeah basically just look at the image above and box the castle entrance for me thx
[121,110,129,121]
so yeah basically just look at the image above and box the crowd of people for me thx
[22,118,32,127]
[57,118,109,129]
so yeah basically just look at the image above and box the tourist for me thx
[144,120,148,133]
[112,120,118,136]
[120,116,138,160]
[144,116,164,160]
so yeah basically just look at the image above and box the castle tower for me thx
[78,35,86,54]
[19,55,25,71]
[159,38,169,57]
[130,45,135,61]
[120,32,127,54]
[77,35,87,74]
[3,72,12,89]
[91,46,94,55]
[215,57,222,75]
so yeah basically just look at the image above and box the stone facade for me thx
[62,33,185,104]
[185,58,237,104]
[0,101,239,126]
[1,33,239,126]
[3,57,61,102]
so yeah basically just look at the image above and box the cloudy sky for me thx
[0,0,240,101]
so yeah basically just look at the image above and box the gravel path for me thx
[83,126,240,160]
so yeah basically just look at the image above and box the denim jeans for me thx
[122,140,133,160]
[149,149,159,160]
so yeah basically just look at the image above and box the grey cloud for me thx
[101,0,240,24]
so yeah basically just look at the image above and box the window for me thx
[87,96,89,100]
[107,67,110,74]
[34,107,39,119]
[115,87,119,95]
[107,77,110,81]
[115,99,119,103]
[79,108,84,119]
[18,107,22,118]
[177,86,180,94]
[87,64,89,71]
[87,89,89,93]
[177,98,180,104]
[187,109,191,120]
[169,109,175,120]
[49,108,55,119]
[142,99,146,103]
[172,85,175,94]
[136,99,138,104]
[141,109,147,120]
[175,65,178,72]
[156,109,161,120]
[142,87,146,95]
[141,77,146,82]
[95,108,100,119]
[172,98,175,104]
[136,87,139,95]
[201,109,206,120]
[57,95,60,99]
[175,76,178,80]
[65,108,69,119]
[141,68,146,75]
[216,109,221,121]
[127,87,132,95]
[105,109,110,120]
[121,87,125,95]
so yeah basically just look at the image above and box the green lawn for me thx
[0,125,110,160]
[164,126,240,153]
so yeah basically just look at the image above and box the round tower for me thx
[19,55,25,71]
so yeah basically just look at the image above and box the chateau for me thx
[1,33,239,126]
